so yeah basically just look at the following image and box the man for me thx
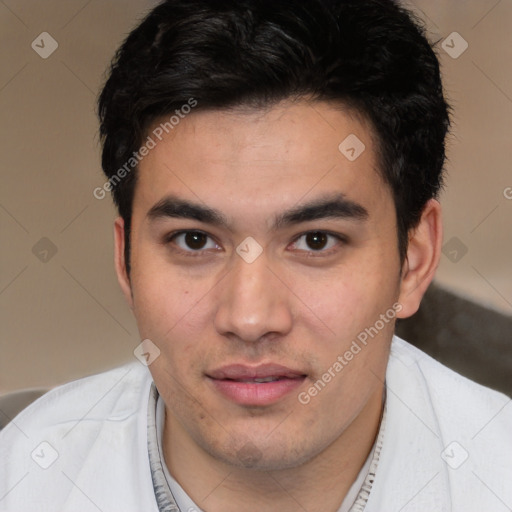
[1,0,511,511]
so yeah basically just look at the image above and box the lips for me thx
[236,376,283,383]
[208,364,305,381]
[207,364,307,406]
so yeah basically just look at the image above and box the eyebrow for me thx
[147,193,369,230]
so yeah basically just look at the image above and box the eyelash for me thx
[163,230,347,258]
[163,231,220,258]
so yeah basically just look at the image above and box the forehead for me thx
[133,99,389,224]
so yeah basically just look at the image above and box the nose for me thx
[213,250,293,343]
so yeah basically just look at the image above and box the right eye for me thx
[165,230,221,256]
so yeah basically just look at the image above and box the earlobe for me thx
[397,199,443,319]
[114,217,134,310]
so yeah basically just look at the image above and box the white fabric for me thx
[1,336,511,512]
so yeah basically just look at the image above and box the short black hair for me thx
[98,0,450,275]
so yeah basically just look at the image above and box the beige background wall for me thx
[1,0,511,393]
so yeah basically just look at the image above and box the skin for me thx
[114,98,442,512]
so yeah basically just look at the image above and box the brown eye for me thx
[184,232,208,250]
[169,231,219,252]
[305,232,329,251]
[292,231,342,254]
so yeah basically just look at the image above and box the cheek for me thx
[137,290,208,339]
[130,240,215,331]
[288,260,396,343]
[132,274,211,387]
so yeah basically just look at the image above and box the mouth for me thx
[206,364,307,406]
[230,376,290,383]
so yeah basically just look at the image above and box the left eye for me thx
[292,232,341,252]
[171,231,219,251]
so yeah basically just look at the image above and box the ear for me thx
[397,199,443,319]
[114,217,134,310]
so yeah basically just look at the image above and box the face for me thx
[116,100,412,471]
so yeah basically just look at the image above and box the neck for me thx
[163,384,384,512]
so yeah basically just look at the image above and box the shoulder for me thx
[0,362,155,511]
[390,336,512,494]
[389,335,511,418]
[1,361,151,437]
[369,337,512,510]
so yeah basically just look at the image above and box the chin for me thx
[205,433,320,472]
